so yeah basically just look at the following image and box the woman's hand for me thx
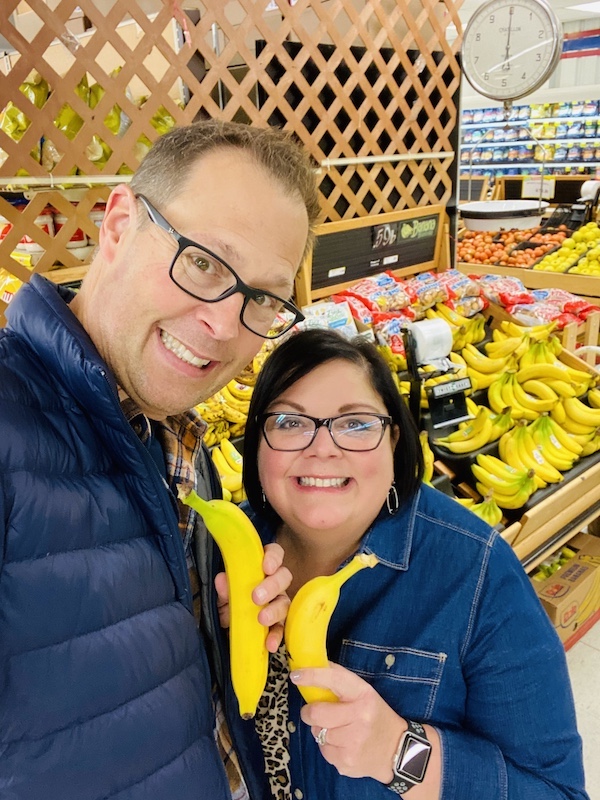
[291,662,407,783]
[214,542,291,653]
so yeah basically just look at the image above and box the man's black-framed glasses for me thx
[261,412,393,452]
[135,194,305,339]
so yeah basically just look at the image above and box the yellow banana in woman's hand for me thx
[285,554,378,704]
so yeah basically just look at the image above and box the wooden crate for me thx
[295,205,449,307]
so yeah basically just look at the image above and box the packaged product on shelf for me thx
[556,122,569,138]
[567,144,582,161]
[473,273,534,306]
[583,100,598,116]
[543,122,557,138]
[445,295,487,317]
[331,293,373,326]
[462,109,474,124]
[554,145,568,162]
[555,102,572,117]
[517,105,531,120]
[530,103,546,119]
[584,120,596,137]
[582,143,595,162]
[299,300,359,339]
[341,272,412,312]
[8,205,55,253]
[567,120,584,137]
[571,100,585,116]
[436,269,480,300]
[52,210,88,249]
[0,269,23,304]
[404,271,449,316]
[472,109,484,124]
[505,301,579,329]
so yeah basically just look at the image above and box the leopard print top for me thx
[254,645,292,799]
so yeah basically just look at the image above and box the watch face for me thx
[461,0,562,101]
[397,733,431,782]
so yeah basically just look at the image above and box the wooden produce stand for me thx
[295,205,450,307]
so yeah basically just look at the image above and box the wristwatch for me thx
[386,719,432,795]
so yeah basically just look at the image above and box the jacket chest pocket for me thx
[339,639,446,720]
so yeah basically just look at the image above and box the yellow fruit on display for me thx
[179,488,268,720]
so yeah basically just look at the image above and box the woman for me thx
[240,328,588,800]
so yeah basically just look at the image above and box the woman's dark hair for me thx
[243,328,424,524]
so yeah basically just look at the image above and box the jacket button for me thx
[294,790,304,799]
[287,721,296,733]
[385,653,396,669]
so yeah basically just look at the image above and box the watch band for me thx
[386,719,431,795]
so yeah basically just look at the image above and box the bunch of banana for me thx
[472,453,537,509]
[530,414,583,472]
[425,305,486,350]
[461,343,515,390]
[211,438,247,504]
[203,420,231,448]
[179,487,268,719]
[210,383,251,430]
[469,494,504,527]
[497,319,558,342]
[588,388,600,409]
[490,371,559,420]
[420,430,435,484]
[499,420,566,487]
[285,553,379,704]
[484,333,532,361]
[378,343,408,373]
[562,396,600,430]
[517,341,595,397]
[433,408,493,453]
[580,429,600,457]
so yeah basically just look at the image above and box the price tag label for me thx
[522,178,555,200]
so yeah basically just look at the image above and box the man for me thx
[0,120,321,799]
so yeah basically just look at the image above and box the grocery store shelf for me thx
[461,115,600,129]
[460,140,598,149]
[460,162,596,171]
[457,262,600,305]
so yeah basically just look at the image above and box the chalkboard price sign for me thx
[372,222,399,249]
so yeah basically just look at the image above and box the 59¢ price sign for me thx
[372,222,399,249]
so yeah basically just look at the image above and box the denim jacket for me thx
[244,485,588,800]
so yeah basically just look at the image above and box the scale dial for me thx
[461,0,563,101]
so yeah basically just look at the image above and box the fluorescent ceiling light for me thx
[566,1,600,12]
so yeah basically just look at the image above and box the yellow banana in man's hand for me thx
[179,487,268,720]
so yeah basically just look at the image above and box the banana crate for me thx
[431,309,600,565]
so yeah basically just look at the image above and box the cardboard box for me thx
[533,533,600,644]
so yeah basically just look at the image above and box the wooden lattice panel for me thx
[0,0,464,322]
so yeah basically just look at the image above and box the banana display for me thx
[211,438,247,504]
[197,379,255,447]
[425,303,486,351]
[285,553,379,704]
[179,487,269,720]
[422,316,600,514]
[433,405,513,453]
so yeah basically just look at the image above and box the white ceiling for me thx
[458,0,600,25]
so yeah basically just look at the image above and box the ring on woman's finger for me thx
[314,727,328,746]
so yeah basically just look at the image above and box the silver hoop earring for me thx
[261,489,267,508]
[386,483,399,515]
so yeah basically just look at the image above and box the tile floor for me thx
[567,621,600,799]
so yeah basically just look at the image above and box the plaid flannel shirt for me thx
[120,396,249,800]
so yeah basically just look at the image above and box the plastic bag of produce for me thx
[0,71,50,171]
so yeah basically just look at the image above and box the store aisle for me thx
[567,623,600,799]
